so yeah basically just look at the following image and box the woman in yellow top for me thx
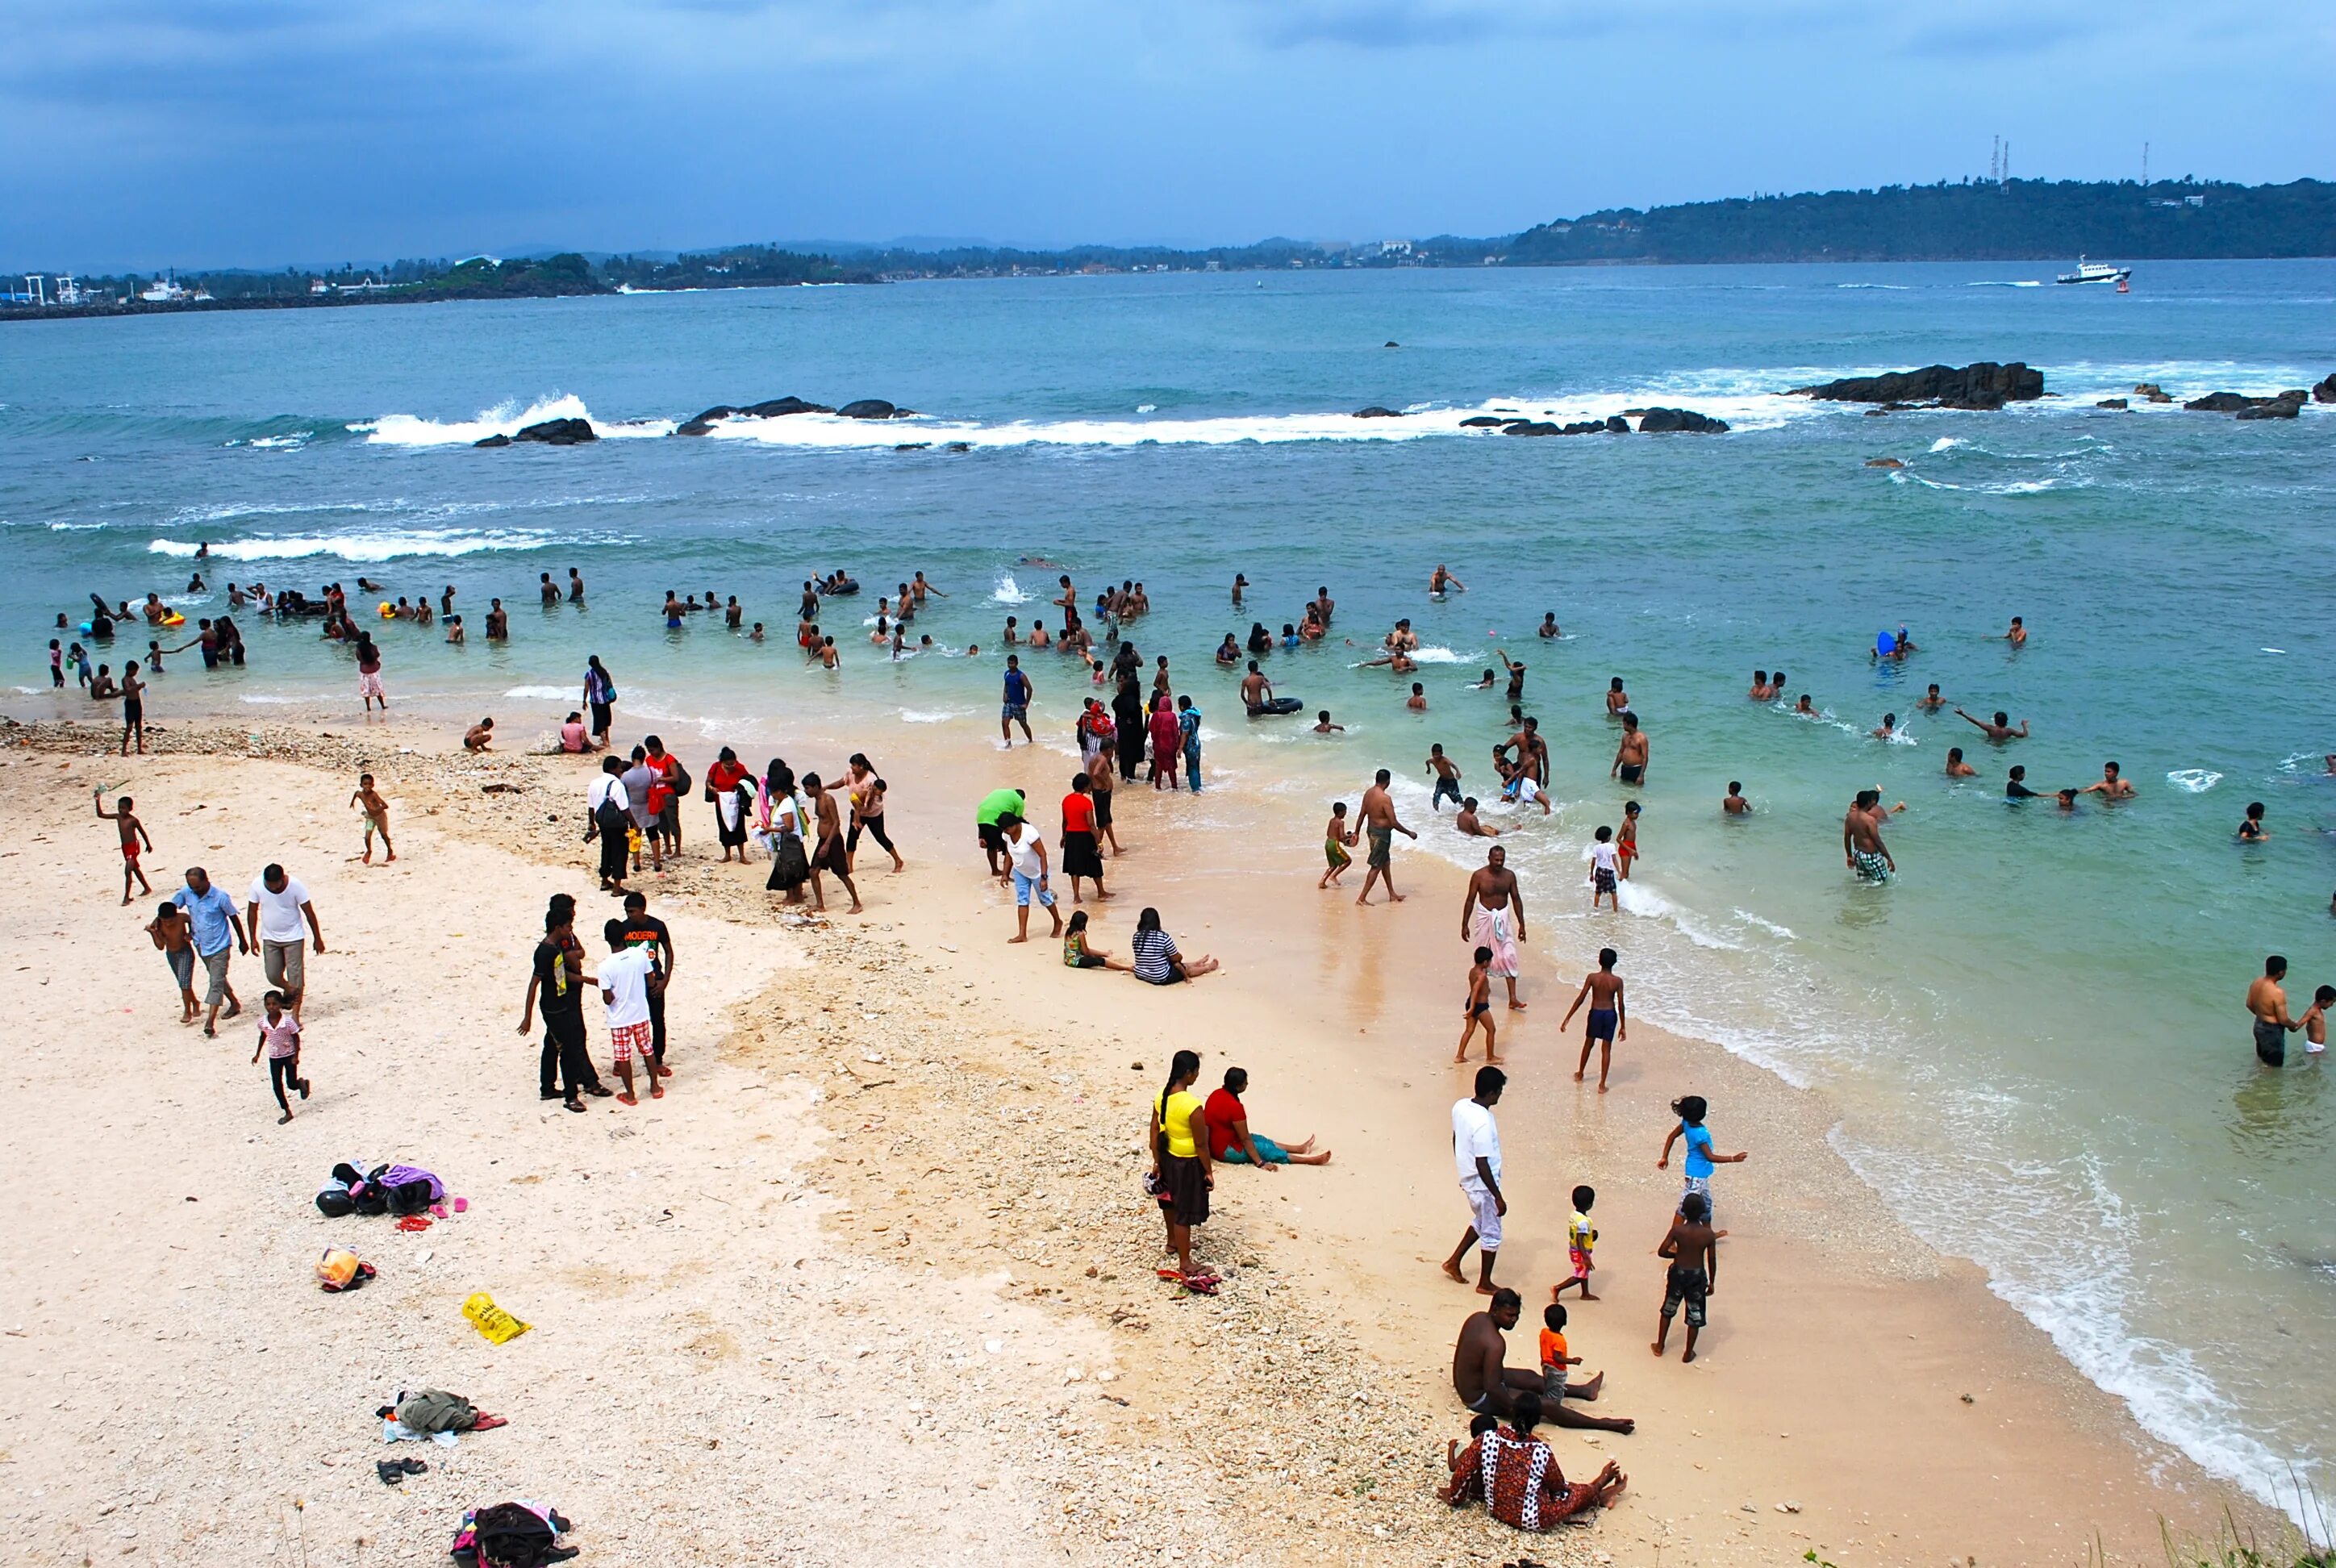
[1148,1049,1216,1291]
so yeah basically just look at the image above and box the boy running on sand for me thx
[252,990,310,1124]
[147,899,198,1023]
[349,773,394,863]
[96,788,153,903]
[1455,946,1500,1063]
[1320,802,1355,888]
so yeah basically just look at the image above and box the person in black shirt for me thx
[2005,765,2041,800]
[619,891,676,1078]
[519,900,607,1110]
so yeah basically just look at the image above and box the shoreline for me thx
[2,703,2297,1562]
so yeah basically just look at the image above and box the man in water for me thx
[1871,712,1898,741]
[1239,661,1273,711]
[2004,615,2025,647]
[1429,565,1466,598]
[1722,782,1750,815]
[1355,768,1417,907]
[1312,586,1335,628]
[1000,654,1035,748]
[1945,748,1977,778]
[1918,682,1946,713]
[1610,712,1649,786]
[568,568,586,603]
[1842,788,1895,882]
[2247,956,2301,1066]
[1504,716,1548,785]
[2080,761,2136,800]
[1451,1287,1636,1432]
[1454,798,1499,838]
[1956,707,2029,742]
[1459,846,1528,1011]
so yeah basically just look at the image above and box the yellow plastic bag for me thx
[461,1291,531,1345]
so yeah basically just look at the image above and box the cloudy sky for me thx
[4,1,2329,269]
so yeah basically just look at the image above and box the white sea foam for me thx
[502,685,574,702]
[227,432,313,450]
[2165,769,2223,793]
[1408,646,1469,664]
[899,709,965,724]
[1928,436,1963,453]
[351,394,675,447]
[987,574,1031,605]
[1732,908,1796,940]
[48,521,105,531]
[148,528,608,563]
[1135,403,1157,414]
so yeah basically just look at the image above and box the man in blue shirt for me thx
[1177,694,1203,792]
[173,866,248,1036]
[1000,656,1035,749]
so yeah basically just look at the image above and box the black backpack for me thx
[461,1502,567,1568]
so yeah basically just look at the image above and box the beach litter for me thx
[461,1291,531,1345]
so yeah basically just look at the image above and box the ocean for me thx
[3,259,2332,1524]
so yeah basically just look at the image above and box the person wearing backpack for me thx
[643,735,689,857]
[585,757,631,894]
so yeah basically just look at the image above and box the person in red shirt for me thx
[1203,1068,1332,1168]
[643,735,686,857]
[1060,774,1108,903]
[704,746,753,863]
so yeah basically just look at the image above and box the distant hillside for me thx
[1505,178,2336,265]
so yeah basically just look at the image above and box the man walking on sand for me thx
[1460,845,1529,1011]
[1443,1066,1508,1295]
[245,863,324,1022]
[1356,768,1417,906]
[174,866,248,1038]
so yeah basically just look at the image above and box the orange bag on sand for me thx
[316,1247,375,1291]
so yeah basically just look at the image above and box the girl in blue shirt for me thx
[1658,1095,1746,1224]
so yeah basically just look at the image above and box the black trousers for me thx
[269,1054,304,1111]
[540,1010,596,1097]
[846,814,896,855]
[648,985,668,1062]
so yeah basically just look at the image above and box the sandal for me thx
[400,1457,428,1475]
[374,1460,405,1486]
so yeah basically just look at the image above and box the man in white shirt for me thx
[595,917,659,1103]
[1441,1065,1508,1295]
[245,863,324,1020]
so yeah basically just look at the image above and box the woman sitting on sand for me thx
[1130,907,1219,984]
[1441,1391,1625,1530]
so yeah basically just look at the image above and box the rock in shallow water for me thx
[1790,361,2043,410]
[511,417,596,445]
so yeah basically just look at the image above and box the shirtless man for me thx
[540,572,561,607]
[1604,676,1630,715]
[1503,716,1548,784]
[1610,713,1649,786]
[911,571,945,603]
[1240,661,1273,711]
[1917,682,1946,713]
[2248,956,2301,1066]
[2079,761,2136,800]
[1561,949,1626,1090]
[1312,586,1335,628]
[1843,789,1895,882]
[1429,565,1465,598]
[1355,768,1417,907]
[1652,1191,1719,1362]
[568,568,586,603]
[1460,847,1529,1010]
[1385,618,1419,653]
[1454,797,1499,838]
[485,598,509,640]
[1955,707,2029,742]
[1722,782,1751,816]
[1452,1290,1635,1432]
[1537,613,1560,640]
[2004,615,2025,647]
[1945,747,1978,778]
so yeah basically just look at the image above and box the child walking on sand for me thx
[1658,1095,1746,1225]
[1455,946,1500,1063]
[147,899,198,1023]
[252,990,310,1124]
[1320,801,1355,888]
[1554,1184,1599,1301]
[95,788,153,904]
[350,773,394,863]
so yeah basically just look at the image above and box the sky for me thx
[2,1,2330,271]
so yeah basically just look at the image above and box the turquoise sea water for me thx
[3,261,2332,1522]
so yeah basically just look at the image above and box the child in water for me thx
[1320,802,1354,889]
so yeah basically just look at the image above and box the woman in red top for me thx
[1148,694,1182,791]
[1060,774,1108,903]
[705,746,753,863]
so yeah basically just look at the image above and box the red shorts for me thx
[122,842,140,861]
[609,1020,653,1064]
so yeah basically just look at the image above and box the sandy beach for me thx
[0,706,2291,1566]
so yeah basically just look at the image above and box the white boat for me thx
[2055,256,2131,286]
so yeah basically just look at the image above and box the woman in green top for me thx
[1149,1049,1215,1290]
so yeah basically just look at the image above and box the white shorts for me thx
[358,670,385,699]
[1462,1181,1502,1250]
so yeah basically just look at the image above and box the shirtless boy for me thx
[1454,797,1499,838]
[1426,744,1462,811]
[1955,707,2029,742]
[350,773,395,863]
[1561,948,1626,1091]
[1455,946,1500,1063]
[147,899,198,1022]
[1653,1192,1719,1362]
[96,788,153,903]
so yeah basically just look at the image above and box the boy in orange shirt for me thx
[1537,1302,1607,1403]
